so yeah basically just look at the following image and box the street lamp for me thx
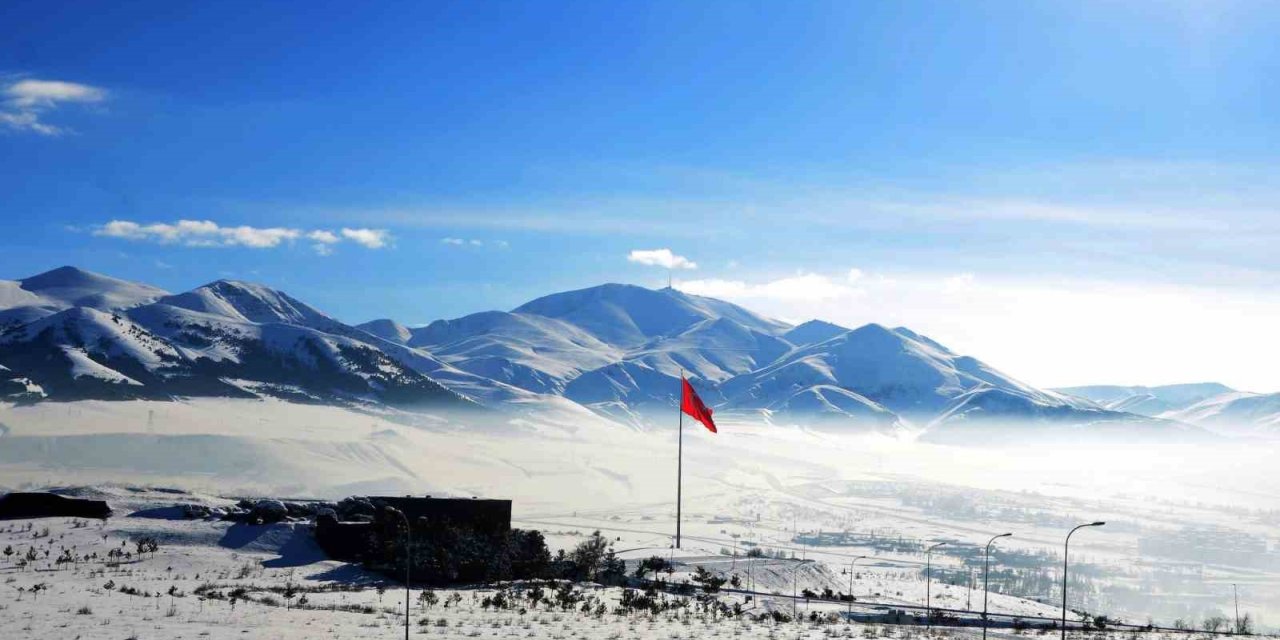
[926,541,947,628]
[386,506,412,640]
[1062,522,1105,640]
[847,555,867,620]
[983,533,1013,640]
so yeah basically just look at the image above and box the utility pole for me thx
[1062,522,1105,640]
[967,566,974,611]
[983,533,1013,640]
[793,558,799,622]
[1233,583,1240,634]
[926,541,947,628]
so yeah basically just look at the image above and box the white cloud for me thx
[308,230,340,244]
[441,238,465,245]
[91,219,391,252]
[846,268,865,283]
[6,79,106,108]
[2,78,107,136]
[95,220,299,248]
[340,227,391,249]
[307,231,340,256]
[627,248,697,270]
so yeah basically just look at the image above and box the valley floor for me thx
[2,399,1278,634]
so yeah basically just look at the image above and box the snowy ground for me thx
[1,399,1278,634]
[0,490,1246,640]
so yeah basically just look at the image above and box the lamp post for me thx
[386,506,412,640]
[983,533,1013,640]
[1062,522,1105,640]
[847,555,867,620]
[926,542,947,628]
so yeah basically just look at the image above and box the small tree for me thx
[418,589,438,610]
[1204,616,1228,632]
[693,566,727,594]
[2,545,12,562]
[1236,613,1254,635]
[568,531,611,581]
[599,550,626,585]
[634,555,669,579]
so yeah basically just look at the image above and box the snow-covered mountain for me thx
[405,283,1130,432]
[719,323,1107,429]
[512,283,789,347]
[0,266,167,332]
[1055,382,1279,431]
[0,267,1199,437]
[1166,391,1280,430]
[0,363,44,401]
[0,268,471,409]
[355,318,413,345]
[410,310,622,395]
[1054,382,1234,416]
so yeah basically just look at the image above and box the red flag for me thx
[681,377,718,433]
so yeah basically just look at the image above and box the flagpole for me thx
[676,369,684,549]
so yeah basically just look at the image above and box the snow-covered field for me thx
[1,399,1278,636]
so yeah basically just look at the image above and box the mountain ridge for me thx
[0,266,1241,436]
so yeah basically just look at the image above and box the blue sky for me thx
[2,1,1279,389]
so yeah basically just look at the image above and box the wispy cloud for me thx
[440,237,506,249]
[1,78,107,136]
[91,219,392,254]
[627,248,697,270]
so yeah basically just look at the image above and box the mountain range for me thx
[0,266,1271,436]
[1055,383,1280,432]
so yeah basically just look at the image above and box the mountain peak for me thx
[782,319,849,347]
[21,266,131,290]
[157,278,334,327]
[16,265,167,311]
[512,282,788,347]
[21,265,99,283]
[357,318,413,344]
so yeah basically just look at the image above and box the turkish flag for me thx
[681,377,718,433]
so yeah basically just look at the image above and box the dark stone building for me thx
[0,492,112,520]
[372,496,511,533]
[315,495,512,562]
